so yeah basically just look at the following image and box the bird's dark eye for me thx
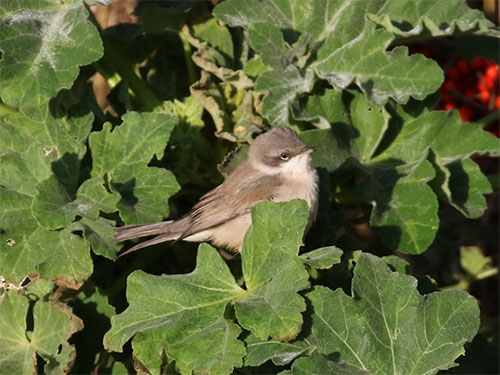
[279,152,289,161]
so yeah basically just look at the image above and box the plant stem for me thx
[179,29,197,85]
[475,110,500,126]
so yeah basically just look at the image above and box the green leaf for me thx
[300,246,343,270]
[0,187,38,239]
[89,112,176,177]
[104,200,313,373]
[0,291,83,375]
[32,175,118,230]
[0,227,93,288]
[301,128,351,171]
[305,253,480,375]
[279,350,358,375]
[133,316,244,375]
[292,88,348,130]
[368,0,496,38]
[349,91,391,162]
[31,175,75,229]
[446,158,492,218]
[215,0,448,116]
[315,22,443,105]
[235,200,310,341]
[214,0,376,42]
[113,165,179,225]
[256,67,314,126]
[367,158,439,254]
[89,112,180,225]
[0,112,89,196]
[459,246,494,278]
[0,0,103,119]
[191,17,234,67]
[382,255,410,274]
[70,217,120,260]
[75,178,120,220]
[244,333,313,367]
[248,22,296,69]
[374,110,500,164]
[70,286,115,374]
[103,244,244,374]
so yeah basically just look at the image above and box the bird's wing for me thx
[178,172,282,239]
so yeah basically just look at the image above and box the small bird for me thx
[116,126,318,256]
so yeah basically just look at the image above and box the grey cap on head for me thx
[248,126,307,165]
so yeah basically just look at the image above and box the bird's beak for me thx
[301,146,318,154]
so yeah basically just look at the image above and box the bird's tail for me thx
[115,220,183,257]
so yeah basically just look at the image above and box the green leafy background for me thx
[0,0,498,374]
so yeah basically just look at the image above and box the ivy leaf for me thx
[132,316,244,375]
[368,0,496,38]
[0,112,90,196]
[244,333,314,367]
[103,244,245,374]
[70,217,120,260]
[0,291,83,375]
[314,22,443,105]
[89,112,176,177]
[89,112,180,225]
[31,175,76,229]
[300,246,343,270]
[0,0,103,119]
[0,187,38,240]
[235,200,310,341]
[349,91,391,162]
[304,253,480,375]
[215,0,445,118]
[113,165,179,225]
[444,158,492,218]
[374,109,498,220]
[292,88,348,130]
[366,158,439,254]
[104,200,312,373]
[255,66,314,126]
[279,350,358,375]
[374,110,500,164]
[191,17,234,67]
[31,176,119,229]
[0,227,93,288]
[70,286,116,373]
[214,0,376,42]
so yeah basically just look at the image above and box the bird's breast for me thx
[275,168,319,217]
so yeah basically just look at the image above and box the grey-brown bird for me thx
[116,126,318,256]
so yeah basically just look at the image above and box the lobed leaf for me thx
[368,0,496,38]
[0,227,93,288]
[303,253,480,375]
[0,290,83,375]
[89,112,180,225]
[314,23,443,105]
[300,246,343,270]
[0,0,103,119]
[236,200,311,341]
[244,333,314,367]
[103,244,244,374]
[365,158,439,254]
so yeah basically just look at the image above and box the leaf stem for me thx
[179,29,197,85]
[475,111,500,126]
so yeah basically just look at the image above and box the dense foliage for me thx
[0,0,498,374]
